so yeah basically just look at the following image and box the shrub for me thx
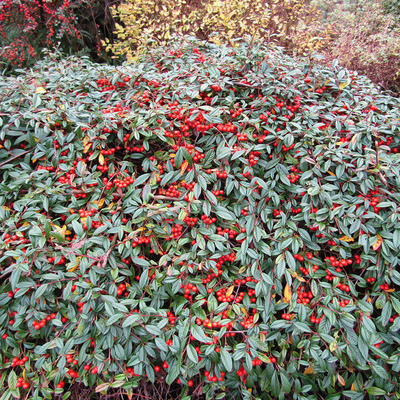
[311,0,400,93]
[1,37,400,400]
[104,0,326,61]
[0,0,121,71]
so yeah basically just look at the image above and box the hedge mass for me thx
[1,38,400,400]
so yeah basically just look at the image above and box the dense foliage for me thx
[311,0,400,93]
[104,0,324,60]
[0,0,121,70]
[1,38,400,400]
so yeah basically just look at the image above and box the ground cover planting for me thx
[1,38,400,400]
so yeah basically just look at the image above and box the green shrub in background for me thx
[1,37,400,400]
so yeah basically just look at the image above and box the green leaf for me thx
[8,370,17,391]
[367,387,386,395]
[122,314,141,327]
[190,324,210,343]
[220,347,233,372]
[187,343,199,363]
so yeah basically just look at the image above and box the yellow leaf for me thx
[35,87,46,94]
[226,285,235,297]
[83,136,90,147]
[99,153,105,165]
[259,332,266,342]
[178,210,188,221]
[2,205,11,211]
[327,170,335,176]
[351,383,356,391]
[68,257,82,272]
[339,235,354,242]
[329,341,338,352]
[150,173,160,185]
[304,365,314,374]
[83,142,92,153]
[283,284,292,303]
[372,235,383,251]
[241,307,248,318]
[51,224,71,238]
[339,79,351,90]
[92,198,105,209]
[238,265,247,274]
[180,160,189,175]
[68,264,79,273]
[290,271,306,282]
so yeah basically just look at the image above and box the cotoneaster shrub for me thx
[1,38,400,400]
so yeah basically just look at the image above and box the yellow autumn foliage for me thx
[103,0,330,60]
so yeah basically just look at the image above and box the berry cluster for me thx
[182,283,199,299]
[117,283,128,297]
[158,185,181,198]
[113,175,135,189]
[11,356,29,367]
[201,214,217,224]
[32,313,56,330]
[296,287,313,304]
[78,208,96,218]
[216,226,239,239]
[65,353,78,366]
[184,216,198,227]
[16,376,30,389]
[131,236,151,248]
[204,371,225,382]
